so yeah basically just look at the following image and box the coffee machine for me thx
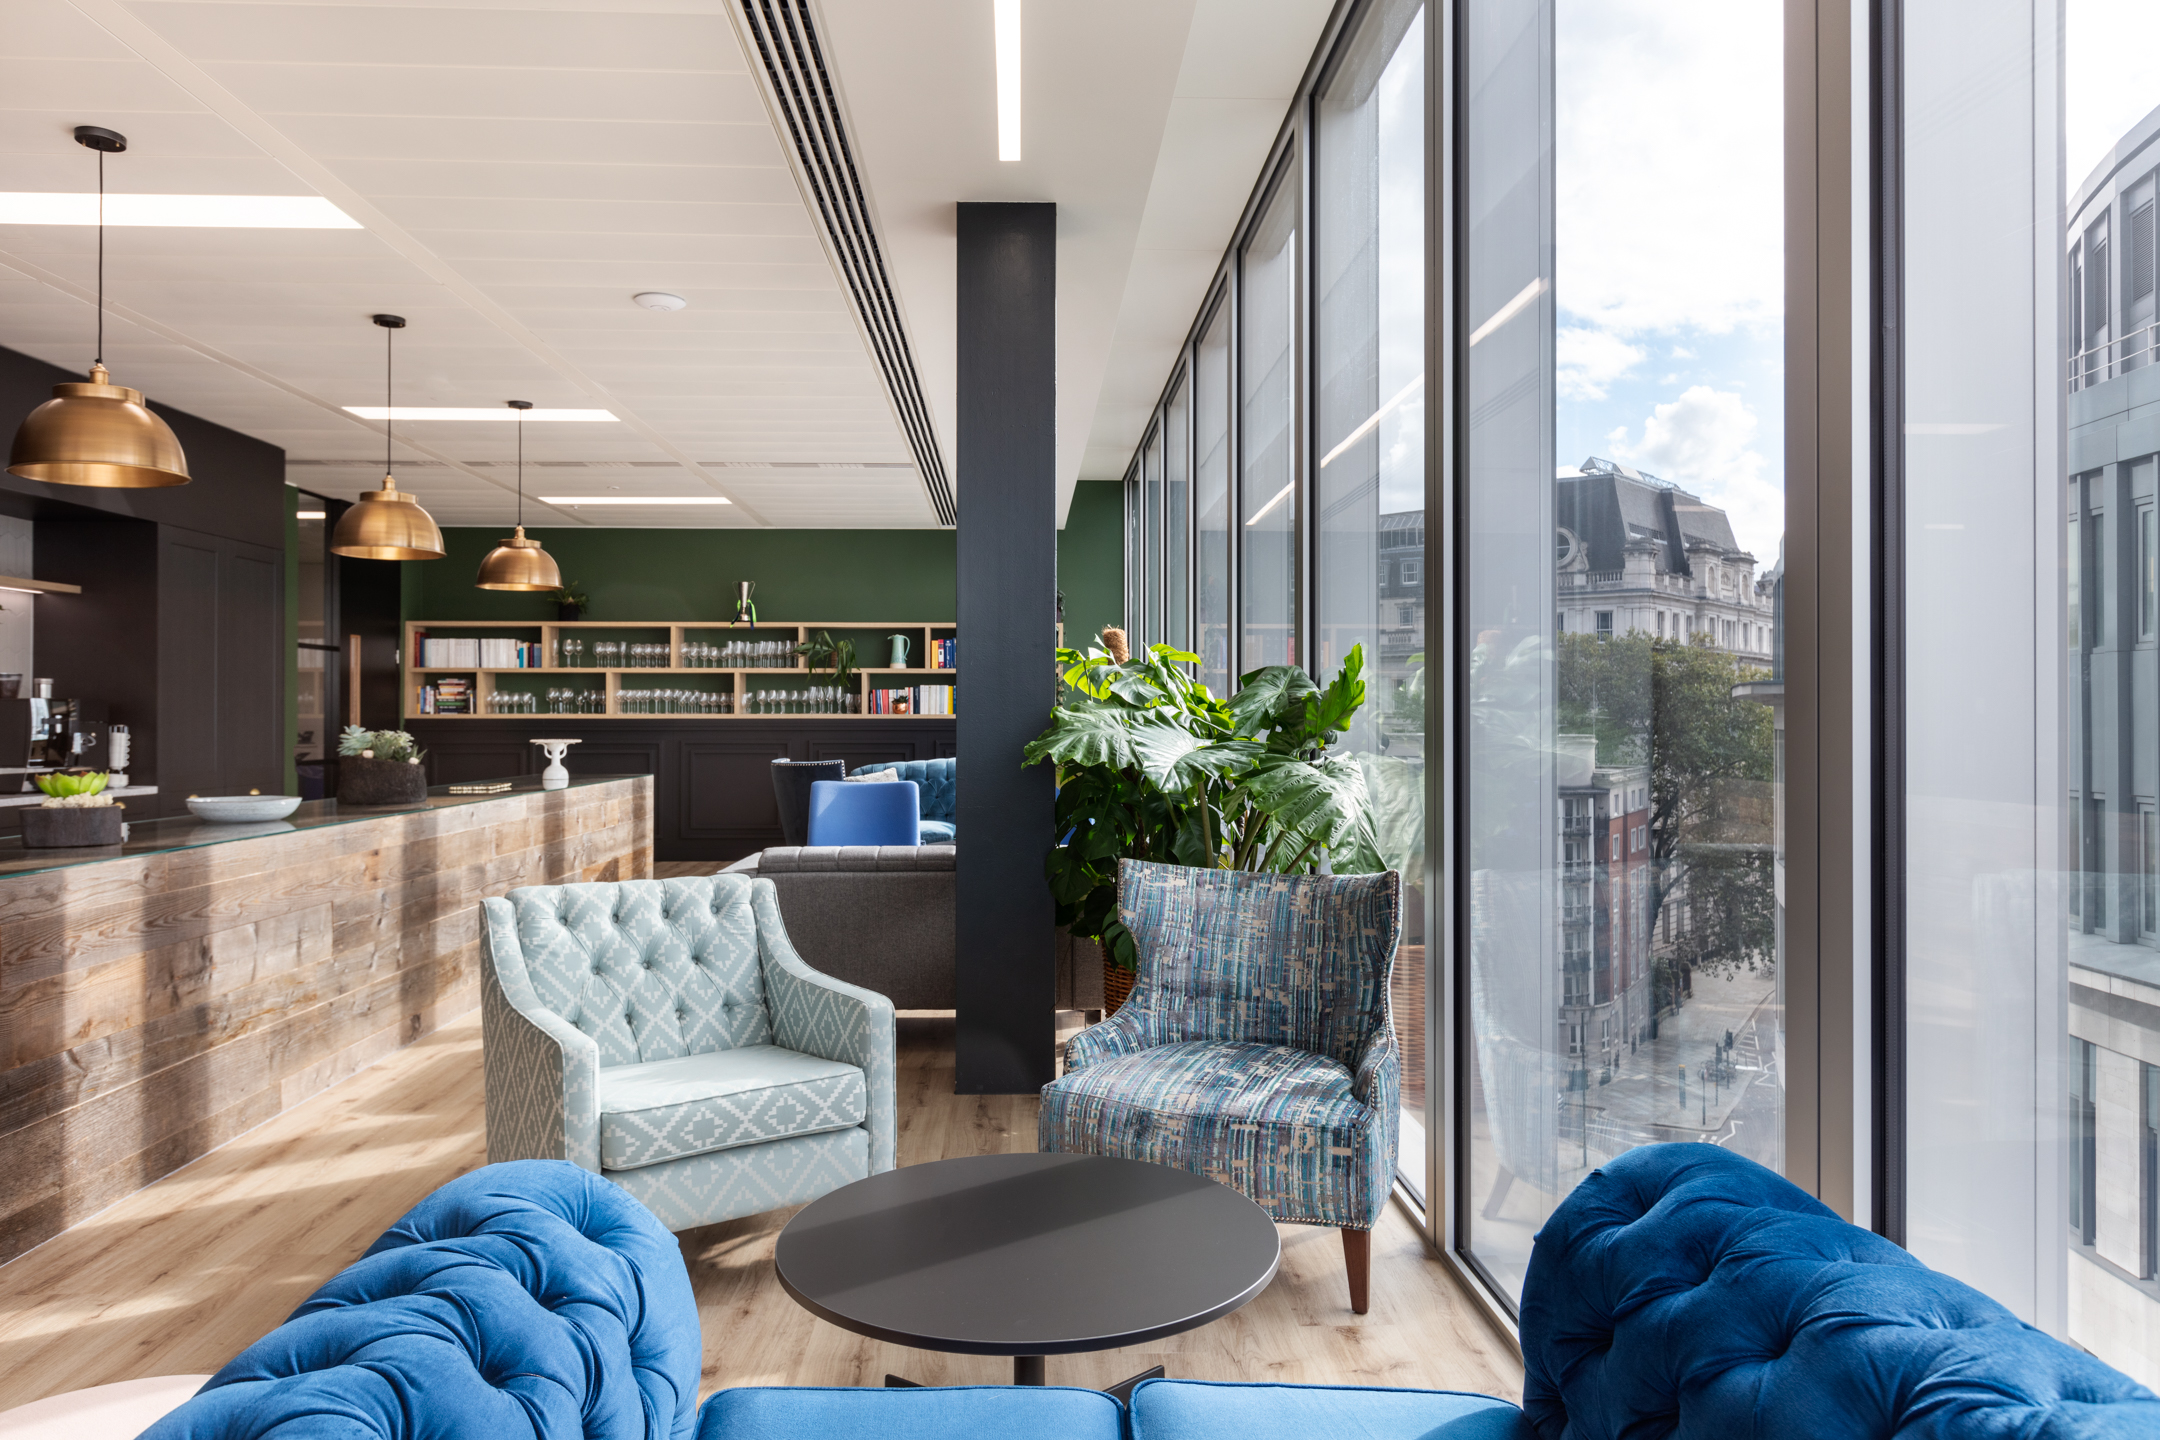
[0,696,111,771]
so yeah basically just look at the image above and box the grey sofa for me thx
[741,845,957,1009]
[730,844,1106,1013]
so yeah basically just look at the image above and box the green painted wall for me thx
[399,503,1124,660]
[406,528,959,622]
[1058,481,1125,652]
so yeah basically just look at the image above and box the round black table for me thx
[774,1152,1281,1389]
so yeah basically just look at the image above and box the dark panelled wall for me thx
[954,202,1058,1094]
[0,344,287,811]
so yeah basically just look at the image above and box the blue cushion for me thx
[144,1160,702,1440]
[1521,1145,2160,1439]
[852,758,955,822]
[697,1385,1122,1440]
[919,819,956,843]
[1127,1380,1531,1440]
[809,779,921,846]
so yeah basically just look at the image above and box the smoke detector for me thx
[633,291,688,312]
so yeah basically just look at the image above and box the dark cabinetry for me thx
[407,717,958,862]
[158,528,283,807]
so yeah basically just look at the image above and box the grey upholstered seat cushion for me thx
[599,1043,866,1171]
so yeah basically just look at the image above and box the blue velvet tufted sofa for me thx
[139,1150,2160,1440]
[1520,1145,2160,1437]
[141,1161,702,1440]
[851,757,955,842]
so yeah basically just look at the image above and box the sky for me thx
[1554,0,1785,563]
[2068,0,2160,195]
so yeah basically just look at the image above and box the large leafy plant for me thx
[1023,642,1382,971]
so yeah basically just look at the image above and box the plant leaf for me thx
[1232,751,1384,874]
[1022,704,1137,772]
[1228,664,1320,736]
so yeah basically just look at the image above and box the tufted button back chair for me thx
[1521,1144,2160,1438]
[480,874,895,1233]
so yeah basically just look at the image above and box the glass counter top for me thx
[0,773,640,880]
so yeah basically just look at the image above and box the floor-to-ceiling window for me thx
[1241,161,1301,671]
[1143,423,1165,648]
[1165,372,1192,653]
[1460,0,1786,1303]
[1195,295,1233,695]
[1316,0,1428,1203]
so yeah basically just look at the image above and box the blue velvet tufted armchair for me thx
[851,758,956,842]
[1038,859,1401,1313]
[480,874,896,1233]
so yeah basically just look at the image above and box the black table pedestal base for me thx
[881,1360,1164,1395]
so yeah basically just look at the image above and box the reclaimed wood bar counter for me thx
[0,774,651,1263]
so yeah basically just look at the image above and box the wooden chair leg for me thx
[1343,1227,1371,1314]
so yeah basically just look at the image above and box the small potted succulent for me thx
[554,580,589,622]
[336,726,429,806]
[21,769,123,847]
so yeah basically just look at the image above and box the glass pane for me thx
[1165,374,1192,652]
[1124,474,1141,648]
[1196,299,1233,696]
[1463,0,1785,1303]
[1316,0,1426,1202]
[1241,162,1300,671]
[1144,426,1165,648]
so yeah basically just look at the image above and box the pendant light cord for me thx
[516,409,524,528]
[384,322,393,476]
[94,149,104,367]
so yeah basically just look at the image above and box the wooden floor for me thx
[0,1004,1524,1410]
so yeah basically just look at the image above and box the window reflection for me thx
[1463,0,1786,1301]
[1196,299,1233,696]
[1241,163,1299,670]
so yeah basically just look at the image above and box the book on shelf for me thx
[418,678,473,715]
[868,685,954,716]
[930,636,957,669]
[414,634,542,669]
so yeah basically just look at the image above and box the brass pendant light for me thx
[331,315,445,560]
[474,401,561,591]
[7,126,191,489]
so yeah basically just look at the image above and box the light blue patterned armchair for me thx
[1038,859,1401,1313]
[480,874,896,1233]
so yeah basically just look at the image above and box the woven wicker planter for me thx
[1102,965,1135,1016]
[20,803,123,848]
[338,756,428,807]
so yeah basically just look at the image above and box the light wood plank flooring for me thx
[0,1007,1523,1411]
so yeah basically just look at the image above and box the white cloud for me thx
[2068,0,2160,193]
[1607,386,1782,559]
[1555,0,1783,337]
[1557,326,1645,401]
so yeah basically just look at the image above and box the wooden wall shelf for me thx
[401,620,957,720]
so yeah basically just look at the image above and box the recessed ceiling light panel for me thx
[995,0,1022,161]
[0,193,361,228]
[540,495,731,505]
[633,292,688,311]
[343,407,618,422]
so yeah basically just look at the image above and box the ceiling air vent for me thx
[736,0,956,527]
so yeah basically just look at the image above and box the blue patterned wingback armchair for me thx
[1038,859,1401,1313]
[480,874,896,1233]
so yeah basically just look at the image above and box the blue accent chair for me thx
[851,757,956,842]
[1037,859,1401,1314]
[480,875,896,1234]
[808,778,921,846]
[142,1160,702,1440]
[1521,1144,2160,1437]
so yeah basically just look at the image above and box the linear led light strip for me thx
[344,407,617,422]
[0,192,360,228]
[995,0,1022,161]
[539,496,731,506]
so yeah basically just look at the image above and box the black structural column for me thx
[955,201,1057,1094]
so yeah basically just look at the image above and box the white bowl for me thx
[187,794,302,823]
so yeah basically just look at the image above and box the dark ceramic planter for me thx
[338,755,429,807]
[20,803,124,848]
[557,603,583,621]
